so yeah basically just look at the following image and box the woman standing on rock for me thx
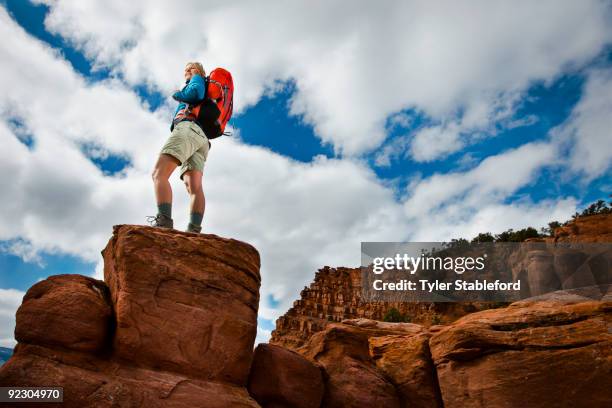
[148,62,210,233]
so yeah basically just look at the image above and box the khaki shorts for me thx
[160,121,210,180]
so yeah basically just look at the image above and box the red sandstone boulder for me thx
[429,299,612,408]
[369,334,441,408]
[340,319,442,408]
[15,274,112,353]
[300,324,401,407]
[248,343,324,408]
[102,225,261,385]
[298,320,439,408]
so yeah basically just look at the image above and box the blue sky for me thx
[0,0,611,346]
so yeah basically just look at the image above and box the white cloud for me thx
[409,123,463,162]
[404,142,558,219]
[31,0,612,155]
[0,239,43,266]
[0,288,25,347]
[376,93,542,166]
[553,68,612,179]
[402,141,577,240]
[374,136,411,167]
[255,326,272,346]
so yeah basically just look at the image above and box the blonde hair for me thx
[186,62,205,77]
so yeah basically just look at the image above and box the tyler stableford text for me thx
[372,279,521,292]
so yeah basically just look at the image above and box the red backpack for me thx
[196,68,234,139]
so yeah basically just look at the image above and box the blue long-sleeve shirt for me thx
[172,74,206,126]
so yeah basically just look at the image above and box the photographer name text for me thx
[372,279,520,292]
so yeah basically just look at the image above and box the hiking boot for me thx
[186,222,202,233]
[146,214,174,229]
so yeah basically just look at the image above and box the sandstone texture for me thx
[297,319,439,408]
[15,274,112,353]
[270,266,484,350]
[103,225,261,384]
[248,343,324,408]
[0,225,262,407]
[551,213,612,243]
[430,297,611,408]
[1,343,258,408]
[369,332,440,408]
[282,294,611,408]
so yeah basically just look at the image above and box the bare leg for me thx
[183,170,205,216]
[152,154,180,205]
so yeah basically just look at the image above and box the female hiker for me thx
[148,62,209,233]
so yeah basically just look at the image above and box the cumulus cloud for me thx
[553,68,612,179]
[409,123,463,162]
[404,142,558,219]
[0,239,43,266]
[0,289,25,347]
[402,142,577,240]
[31,0,612,155]
[255,326,272,346]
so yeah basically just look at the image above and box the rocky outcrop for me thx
[265,214,612,407]
[296,319,441,408]
[282,292,610,408]
[551,213,612,243]
[430,295,611,408]
[103,225,260,383]
[270,266,482,350]
[15,274,112,353]
[507,241,610,299]
[510,214,612,297]
[248,343,324,408]
[1,343,262,407]
[0,225,261,407]
[2,215,610,407]
[272,214,612,350]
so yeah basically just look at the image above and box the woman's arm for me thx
[172,74,206,103]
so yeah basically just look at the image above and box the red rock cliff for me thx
[270,266,481,349]
[260,214,611,407]
[271,214,612,350]
[550,213,612,242]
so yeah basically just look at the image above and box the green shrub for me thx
[383,308,411,323]
[431,313,441,325]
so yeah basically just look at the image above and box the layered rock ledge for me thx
[263,293,610,408]
[0,225,262,407]
[271,214,612,350]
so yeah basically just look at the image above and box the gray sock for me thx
[190,212,203,226]
[157,202,172,219]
